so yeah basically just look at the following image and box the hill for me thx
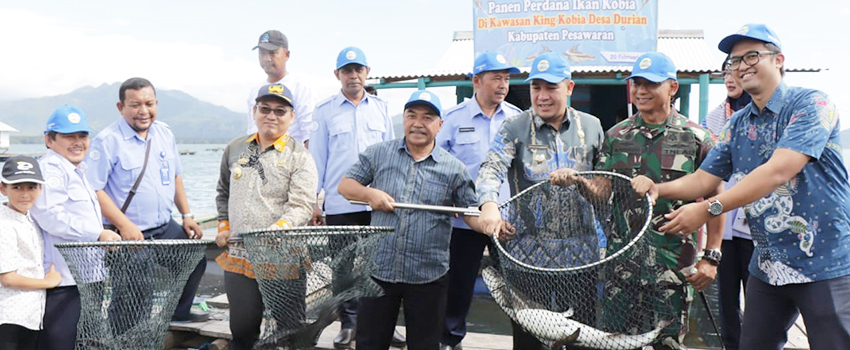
[0,83,245,143]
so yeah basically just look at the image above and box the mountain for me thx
[0,83,244,143]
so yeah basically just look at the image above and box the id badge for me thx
[160,161,171,185]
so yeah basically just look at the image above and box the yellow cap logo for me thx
[346,50,357,60]
[419,92,431,101]
[268,84,284,95]
[737,26,749,35]
[639,57,652,69]
[496,54,507,64]
[537,60,550,72]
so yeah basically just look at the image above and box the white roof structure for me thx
[0,121,19,133]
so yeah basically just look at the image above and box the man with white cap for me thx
[339,90,488,350]
[308,46,399,349]
[476,52,605,350]
[597,51,722,349]
[31,105,121,350]
[632,24,850,349]
[247,30,317,147]
[436,51,522,350]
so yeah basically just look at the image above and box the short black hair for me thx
[119,77,156,103]
[364,85,377,96]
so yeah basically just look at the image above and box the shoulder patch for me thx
[46,176,62,189]
[88,149,101,161]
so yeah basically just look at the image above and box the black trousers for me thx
[357,274,448,350]
[326,211,371,330]
[224,271,307,350]
[36,286,80,350]
[442,227,491,347]
[1,324,38,350]
[718,237,754,350]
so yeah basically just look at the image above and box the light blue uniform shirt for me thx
[701,82,850,286]
[31,150,104,287]
[436,95,521,229]
[86,119,183,231]
[310,92,394,215]
[346,138,478,284]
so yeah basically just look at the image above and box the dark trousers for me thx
[36,286,80,350]
[326,211,371,330]
[442,227,491,346]
[357,274,448,350]
[144,218,206,319]
[718,237,754,350]
[224,271,307,350]
[1,324,38,350]
[740,274,850,350]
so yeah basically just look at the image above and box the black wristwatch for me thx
[702,249,722,266]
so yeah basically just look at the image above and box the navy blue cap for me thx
[45,105,93,134]
[473,51,520,76]
[404,90,442,117]
[336,46,368,69]
[255,83,294,107]
[1,155,44,185]
[626,52,677,83]
[525,52,571,83]
[253,30,288,50]
[718,24,782,54]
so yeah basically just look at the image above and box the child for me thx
[0,156,61,350]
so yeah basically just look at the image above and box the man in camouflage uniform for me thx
[596,52,724,349]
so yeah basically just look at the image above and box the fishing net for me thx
[237,225,392,349]
[484,171,679,350]
[55,240,209,350]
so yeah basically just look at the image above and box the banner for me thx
[473,0,658,68]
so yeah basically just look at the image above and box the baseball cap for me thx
[718,24,782,54]
[336,47,368,69]
[473,51,520,76]
[404,90,442,118]
[253,30,288,51]
[626,52,678,83]
[45,105,94,134]
[255,83,294,107]
[1,156,44,185]
[525,52,571,83]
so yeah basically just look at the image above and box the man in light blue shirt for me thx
[31,105,121,350]
[435,51,521,350]
[86,77,207,323]
[308,46,397,348]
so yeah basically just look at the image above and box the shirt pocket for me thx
[329,122,354,151]
[366,119,387,145]
[453,132,482,166]
[118,151,145,184]
[419,179,449,206]
[661,154,695,182]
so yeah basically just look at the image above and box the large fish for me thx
[526,45,553,62]
[564,45,596,63]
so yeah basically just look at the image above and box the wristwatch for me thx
[707,198,723,216]
[702,249,722,266]
[182,213,195,219]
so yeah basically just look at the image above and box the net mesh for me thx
[238,225,392,349]
[55,240,209,350]
[485,171,677,350]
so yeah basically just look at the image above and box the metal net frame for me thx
[237,225,392,350]
[485,171,678,350]
[55,240,209,350]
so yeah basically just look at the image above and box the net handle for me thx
[349,200,481,216]
[227,225,395,243]
[491,170,654,273]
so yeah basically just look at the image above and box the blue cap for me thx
[255,83,294,107]
[525,52,571,83]
[45,105,93,134]
[718,24,782,54]
[336,46,368,69]
[404,90,442,117]
[626,52,677,83]
[473,51,520,76]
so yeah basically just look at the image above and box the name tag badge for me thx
[160,161,171,185]
[459,127,475,132]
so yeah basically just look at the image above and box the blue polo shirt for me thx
[436,95,521,229]
[86,119,183,231]
[310,91,394,215]
[345,138,478,284]
[701,82,850,286]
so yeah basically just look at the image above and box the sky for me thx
[0,0,847,129]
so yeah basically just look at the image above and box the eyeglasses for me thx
[257,105,291,117]
[726,50,778,71]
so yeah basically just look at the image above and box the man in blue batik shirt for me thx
[339,90,489,350]
[633,24,850,350]
[435,51,522,350]
[86,77,207,323]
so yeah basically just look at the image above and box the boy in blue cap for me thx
[632,24,850,350]
[31,105,121,350]
[597,52,722,349]
[0,156,61,350]
[339,90,489,350]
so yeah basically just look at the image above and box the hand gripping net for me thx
[238,225,392,349]
[484,171,677,350]
[55,240,209,350]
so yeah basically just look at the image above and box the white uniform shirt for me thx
[0,203,45,330]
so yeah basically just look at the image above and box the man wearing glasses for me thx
[632,24,850,349]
